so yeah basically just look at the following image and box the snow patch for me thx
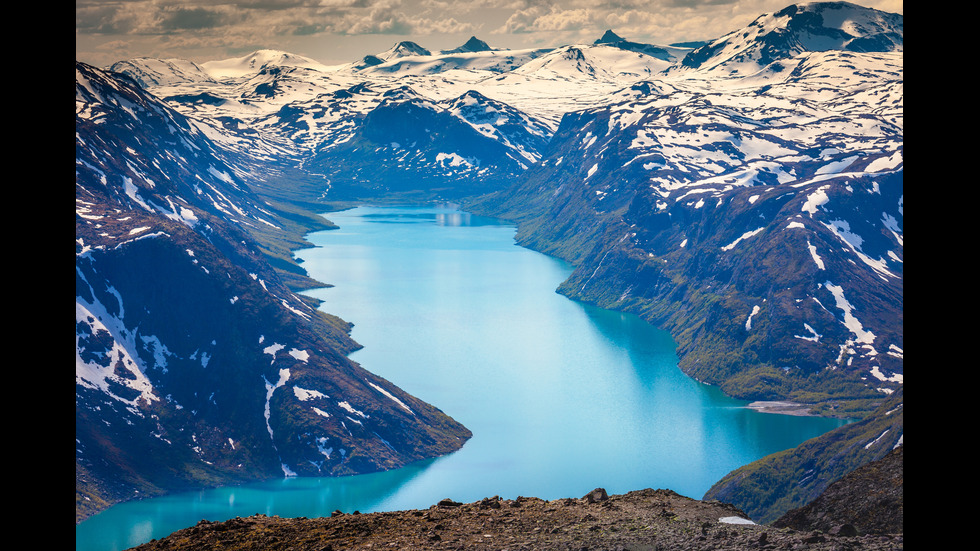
[721,227,764,251]
[368,381,415,415]
[719,517,756,525]
[263,368,291,441]
[823,282,875,345]
[745,305,760,331]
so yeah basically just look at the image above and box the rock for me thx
[437,498,462,508]
[129,488,903,551]
[831,524,860,537]
[584,488,608,503]
[479,496,502,509]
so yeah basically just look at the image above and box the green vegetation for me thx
[703,390,903,524]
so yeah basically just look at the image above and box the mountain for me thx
[376,40,432,61]
[470,3,903,417]
[79,0,902,528]
[773,442,903,535]
[76,62,471,522]
[679,1,903,75]
[593,29,684,61]
[442,36,494,54]
[300,86,553,200]
[108,57,216,88]
[705,391,903,525]
[200,49,336,78]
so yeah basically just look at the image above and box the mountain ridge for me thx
[76,61,472,523]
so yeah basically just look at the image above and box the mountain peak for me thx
[379,41,432,61]
[595,30,625,45]
[461,36,492,52]
[440,36,493,55]
[679,0,902,73]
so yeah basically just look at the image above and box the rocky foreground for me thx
[131,487,902,550]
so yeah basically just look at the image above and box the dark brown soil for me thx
[130,488,903,550]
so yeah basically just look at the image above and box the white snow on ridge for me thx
[293,386,328,401]
[263,368,291,440]
[823,281,875,345]
[802,185,830,216]
[263,342,285,361]
[721,227,765,251]
[368,382,415,415]
[338,400,369,419]
[745,305,761,331]
[806,239,825,270]
[720,516,756,525]
[870,365,903,384]
[822,219,896,279]
[794,323,821,342]
[76,300,159,409]
[864,429,891,450]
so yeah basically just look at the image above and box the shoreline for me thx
[745,400,815,416]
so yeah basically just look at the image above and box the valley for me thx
[76,0,903,545]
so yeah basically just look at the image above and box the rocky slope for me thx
[704,390,902,524]
[129,484,902,550]
[774,444,903,535]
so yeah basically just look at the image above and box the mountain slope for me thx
[301,86,553,200]
[773,443,903,535]
[76,62,471,522]
[704,391,902,525]
[471,6,902,416]
[678,1,903,76]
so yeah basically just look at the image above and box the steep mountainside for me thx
[80,0,903,531]
[704,390,902,524]
[303,86,554,200]
[773,443,903,535]
[76,62,471,522]
[472,5,902,417]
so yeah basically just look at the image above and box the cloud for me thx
[76,0,904,66]
[77,0,477,38]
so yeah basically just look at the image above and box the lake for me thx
[75,204,848,551]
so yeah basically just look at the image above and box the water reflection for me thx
[75,458,440,551]
[360,207,510,227]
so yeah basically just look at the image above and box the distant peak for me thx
[595,30,625,45]
[386,41,431,58]
[441,36,493,55]
[460,36,491,52]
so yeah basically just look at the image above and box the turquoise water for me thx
[76,205,847,551]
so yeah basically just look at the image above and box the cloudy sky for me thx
[76,0,903,68]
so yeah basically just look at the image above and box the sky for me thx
[75,0,904,69]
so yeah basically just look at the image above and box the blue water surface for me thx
[76,205,847,551]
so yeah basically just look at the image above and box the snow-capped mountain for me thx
[108,57,216,88]
[201,49,338,78]
[76,62,471,521]
[377,40,433,61]
[477,4,903,408]
[442,36,495,54]
[298,85,554,199]
[678,1,903,76]
[79,0,902,521]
